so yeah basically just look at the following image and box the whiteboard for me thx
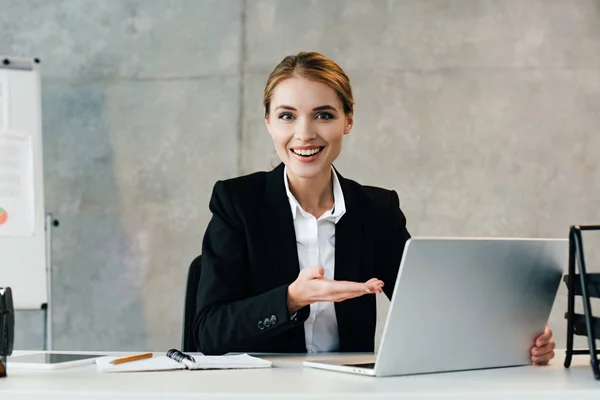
[0,56,47,310]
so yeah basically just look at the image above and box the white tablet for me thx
[7,353,105,370]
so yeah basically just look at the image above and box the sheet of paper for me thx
[189,353,272,370]
[96,355,184,373]
[96,353,272,373]
[0,132,35,237]
[0,71,8,129]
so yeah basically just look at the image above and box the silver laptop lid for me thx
[374,237,567,377]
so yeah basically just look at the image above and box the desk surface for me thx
[1,351,599,399]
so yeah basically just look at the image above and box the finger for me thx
[314,279,386,303]
[366,281,383,293]
[532,341,555,356]
[324,280,372,294]
[535,341,555,355]
[339,285,384,300]
[329,290,373,302]
[364,278,383,286]
[364,281,384,294]
[364,278,378,286]
[531,350,554,365]
[320,285,374,302]
[300,266,325,280]
[531,340,555,365]
[536,326,553,346]
[365,278,384,286]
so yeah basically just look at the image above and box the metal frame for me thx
[563,224,600,380]
[43,213,58,350]
[2,56,51,351]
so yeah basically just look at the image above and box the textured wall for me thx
[4,0,242,351]
[3,0,599,353]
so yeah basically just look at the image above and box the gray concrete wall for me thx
[2,0,599,353]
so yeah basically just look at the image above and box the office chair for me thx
[181,255,202,352]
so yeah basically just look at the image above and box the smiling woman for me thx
[192,52,556,363]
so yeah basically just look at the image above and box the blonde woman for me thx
[193,52,555,365]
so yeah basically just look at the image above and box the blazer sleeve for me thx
[193,180,308,355]
[378,190,411,300]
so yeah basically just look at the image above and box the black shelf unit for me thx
[563,224,600,380]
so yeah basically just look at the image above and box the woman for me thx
[193,52,555,364]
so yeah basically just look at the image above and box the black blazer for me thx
[193,163,411,355]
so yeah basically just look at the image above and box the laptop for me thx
[303,237,567,377]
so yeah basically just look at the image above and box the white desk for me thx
[1,351,599,399]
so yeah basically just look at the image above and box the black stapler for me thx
[0,287,14,378]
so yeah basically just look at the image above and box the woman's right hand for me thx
[286,266,384,313]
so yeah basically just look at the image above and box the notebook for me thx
[96,349,272,373]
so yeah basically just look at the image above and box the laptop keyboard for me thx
[343,362,376,369]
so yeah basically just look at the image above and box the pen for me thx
[110,352,153,365]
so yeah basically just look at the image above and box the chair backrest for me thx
[181,255,202,352]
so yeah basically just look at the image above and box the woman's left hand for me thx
[531,324,556,365]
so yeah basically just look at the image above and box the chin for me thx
[286,161,330,179]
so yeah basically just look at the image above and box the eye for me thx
[278,112,295,121]
[315,112,335,120]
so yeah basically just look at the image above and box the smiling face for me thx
[265,76,353,181]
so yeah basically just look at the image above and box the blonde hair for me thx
[263,52,354,118]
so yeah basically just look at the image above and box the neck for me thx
[287,167,334,217]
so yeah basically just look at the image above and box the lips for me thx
[289,146,325,163]
[290,146,324,157]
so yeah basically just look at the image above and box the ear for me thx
[265,115,273,136]
[344,113,354,135]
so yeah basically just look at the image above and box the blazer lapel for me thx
[333,168,366,351]
[333,168,363,285]
[263,163,301,284]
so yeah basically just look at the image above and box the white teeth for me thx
[292,148,321,156]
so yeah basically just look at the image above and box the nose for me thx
[294,118,317,142]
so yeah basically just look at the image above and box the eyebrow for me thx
[273,105,338,112]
